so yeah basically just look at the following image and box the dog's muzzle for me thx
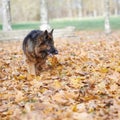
[47,48,58,55]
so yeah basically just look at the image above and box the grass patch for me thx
[110,16,120,30]
[0,16,120,31]
[0,24,2,30]
[50,18,104,30]
[50,16,120,30]
[12,22,40,30]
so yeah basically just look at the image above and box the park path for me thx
[0,27,75,41]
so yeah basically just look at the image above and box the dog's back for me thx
[22,30,43,54]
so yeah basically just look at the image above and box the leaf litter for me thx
[0,31,120,120]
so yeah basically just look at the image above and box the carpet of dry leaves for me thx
[0,31,120,120]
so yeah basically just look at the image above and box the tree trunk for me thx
[104,0,111,34]
[40,0,50,31]
[77,0,82,17]
[2,0,12,31]
[115,0,120,15]
[67,0,73,17]
[93,0,97,17]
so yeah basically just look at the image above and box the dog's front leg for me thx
[28,62,36,75]
[35,59,46,75]
[35,62,43,75]
[26,59,36,75]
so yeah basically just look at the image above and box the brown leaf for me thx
[0,105,8,113]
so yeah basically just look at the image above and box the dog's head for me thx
[37,29,58,57]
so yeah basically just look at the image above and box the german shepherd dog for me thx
[22,29,58,75]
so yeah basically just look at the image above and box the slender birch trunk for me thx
[67,0,72,17]
[104,0,111,34]
[2,0,12,31]
[78,0,82,17]
[40,0,50,31]
[93,0,97,17]
[115,0,120,15]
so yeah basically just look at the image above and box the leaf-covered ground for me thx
[0,31,120,120]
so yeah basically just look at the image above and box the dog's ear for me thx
[50,29,54,35]
[44,30,48,35]
[44,30,48,39]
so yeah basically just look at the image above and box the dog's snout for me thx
[54,49,58,54]
[49,47,58,55]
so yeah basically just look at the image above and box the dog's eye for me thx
[48,39,54,44]
[41,41,46,45]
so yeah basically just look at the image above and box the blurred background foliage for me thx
[0,0,120,23]
[0,0,120,30]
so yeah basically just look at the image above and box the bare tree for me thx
[67,0,73,17]
[93,0,97,17]
[115,0,120,15]
[2,0,12,31]
[104,0,111,34]
[77,0,82,17]
[40,0,50,31]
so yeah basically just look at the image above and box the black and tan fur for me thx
[22,29,58,75]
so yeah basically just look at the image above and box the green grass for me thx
[0,16,120,31]
[12,22,40,30]
[50,18,104,30]
[50,16,120,30]
[109,16,120,30]
[0,22,40,30]
[0,24,2,30]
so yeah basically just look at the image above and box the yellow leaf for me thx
[53,80,62,89]
[26,74,34,80]
[2,110,13,115]
[84,95,97,102]
[44,107,53,114]
[115,66,120,72]
[52,92,67,105]
[76,76,85,80]
[88,108,94,113]
[16,75,26,80]
[39,88,47,93]
[97,81,106,90]
[15,90,24,102]
[47,56,59,67]
[64,91,77,100]
[25,103,32,112]
[99,67,108,73]
[35,76,42,81]
[71,104,78,112]
[70,77,82,88]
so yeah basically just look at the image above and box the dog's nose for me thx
[49,47,58,55]
[54,50,58,54]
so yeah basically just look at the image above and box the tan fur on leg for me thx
[25,57,36,75]
[27,62,36,75]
